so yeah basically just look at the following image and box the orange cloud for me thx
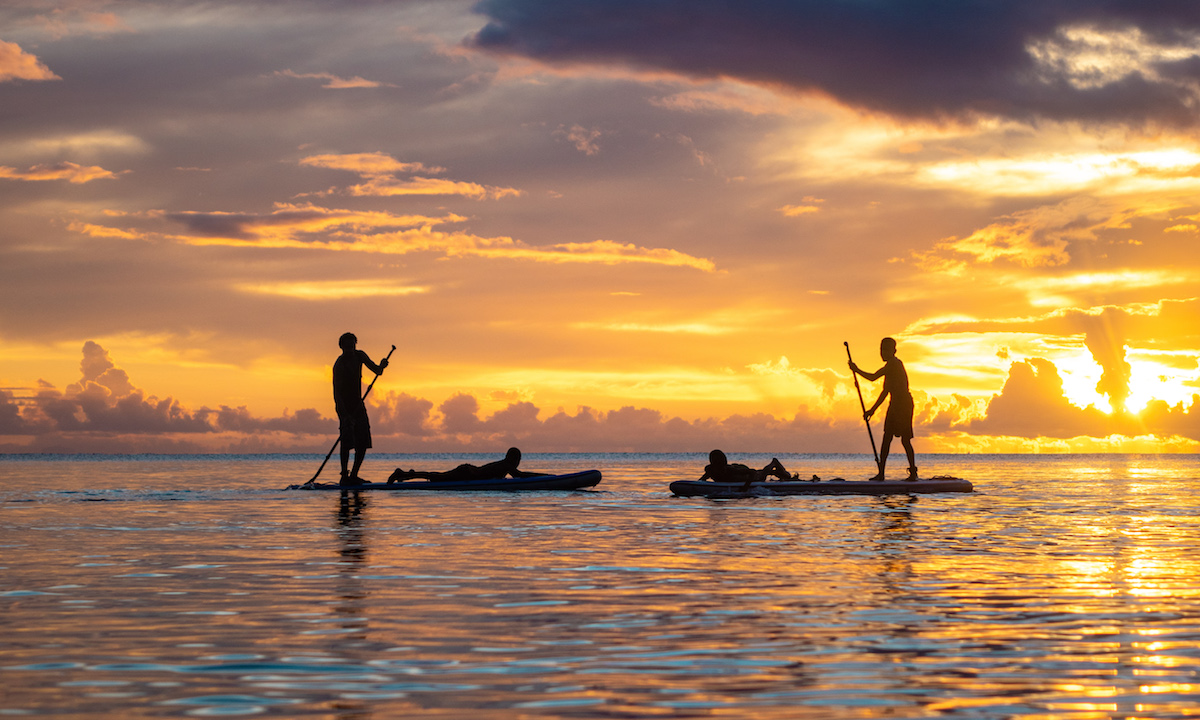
[272,69,395,88]
[778,204,821,217]
[0,40,60,82]
[299,152,520,200]
[0,161,118,183]
[72,203,717,270]
[300,153,439,176]
[345,176,522,200]
[236,280,431,300]
[916,197,1140,270]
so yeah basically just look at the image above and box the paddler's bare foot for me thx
[387,468,413,484]
[869,473,885,482]
[905,467,919,482]
[340,474,365,487]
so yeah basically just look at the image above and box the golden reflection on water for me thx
[4,454,1200,718]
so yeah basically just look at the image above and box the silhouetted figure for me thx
[387,447,547,483]
[699,449,793,490]
[333,332,388,486]
[849,337,916,481]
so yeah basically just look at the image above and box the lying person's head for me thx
[505,447,522,465]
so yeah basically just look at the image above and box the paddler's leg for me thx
[762,458,790,481]
[902,437,917,480]
[339,442,352,484]
[872,433,893,481]
[342,447,366,486]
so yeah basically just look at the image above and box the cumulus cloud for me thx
[955,354,1200,441]
[0,343,865,452]
[4,342,1198,453]
[0,342,328,447]
[471,0,1200,125]
[0,39,60,82]
[963,357,1109,438]
[69,340,135,398]
[917,298,1200,416]
[367,394,864,453]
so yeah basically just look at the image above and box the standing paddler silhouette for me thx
[844,341,881,478]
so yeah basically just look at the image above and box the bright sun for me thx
[1057,350,1194,414]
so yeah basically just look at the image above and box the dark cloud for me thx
[0,389,30,434]
[471,0,1200,125]
[374,396,866,453]
[209,405,333,434]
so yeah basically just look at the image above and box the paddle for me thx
[303,344,396,487]
[844,342,881,474]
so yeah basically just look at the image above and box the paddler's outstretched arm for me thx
[360,351,388,375]
[849,361,885,382]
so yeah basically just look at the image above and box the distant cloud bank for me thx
[1,342,1196,453]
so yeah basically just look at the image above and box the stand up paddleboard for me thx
[670,475,972,498]
[288,469,602,492]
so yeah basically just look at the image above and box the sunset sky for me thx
[2,0,1199,454]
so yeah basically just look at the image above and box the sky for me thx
[2,0,1200,454]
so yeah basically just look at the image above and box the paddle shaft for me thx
[844,342,881,470]
[306,344,396,485]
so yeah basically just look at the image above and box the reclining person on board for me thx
[699,450,793,489]
[388,447,548,483]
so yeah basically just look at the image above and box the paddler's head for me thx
[880,337,896,361]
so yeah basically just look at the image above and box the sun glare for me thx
[1054,348,1197,415]
[1055,350,1110,412]
[1126,354,1198,414]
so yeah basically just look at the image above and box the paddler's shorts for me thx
[338,407,373,450]
[884,393,914,439]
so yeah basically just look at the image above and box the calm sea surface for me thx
[3,452,1200,719]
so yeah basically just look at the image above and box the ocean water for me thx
[2,452,1200,719]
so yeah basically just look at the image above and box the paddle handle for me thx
[845,342,881,470]
[360,345,396,401]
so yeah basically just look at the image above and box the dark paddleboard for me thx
[669,476,973,498]
[288,469,602,492]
